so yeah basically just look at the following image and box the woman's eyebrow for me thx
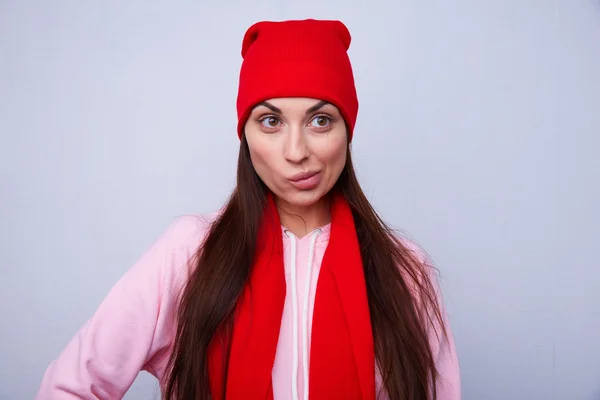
[252,100,331,115]
[253,101,282,114]
[305,100,329,115]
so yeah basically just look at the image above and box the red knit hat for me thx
[236,19,359,140]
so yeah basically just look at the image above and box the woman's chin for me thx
[275,188,328,209]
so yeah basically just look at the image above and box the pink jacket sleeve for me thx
[429,275,462,399]
[35,216,209,400]
[404,239,462,399]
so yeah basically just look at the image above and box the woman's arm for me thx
[403,238,462,399]
[35,216,209,400]
[429,277,461,399]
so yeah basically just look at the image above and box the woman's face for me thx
[244,97,348,209]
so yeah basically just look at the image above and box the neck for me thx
[275,194,331,238]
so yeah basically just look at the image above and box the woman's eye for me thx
[310,115,331,128]
[260,116,281,128]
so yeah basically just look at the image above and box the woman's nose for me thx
[283,125,310,163]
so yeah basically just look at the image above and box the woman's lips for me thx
[288,171,322,190]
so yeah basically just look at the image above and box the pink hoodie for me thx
[36,214,461,399]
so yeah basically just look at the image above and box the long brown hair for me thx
[163,134,447,400]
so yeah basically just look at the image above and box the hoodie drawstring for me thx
[284,228,323,400]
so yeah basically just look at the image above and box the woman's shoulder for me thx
[131,210,223,285]
[163,204,228,245]
[162,211,220,248]
[392,233,437,275]
[391,233,444,300]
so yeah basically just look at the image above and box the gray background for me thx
[1,1,599,399]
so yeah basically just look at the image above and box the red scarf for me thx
[208,193,375,399]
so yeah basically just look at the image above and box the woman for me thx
[36,19,460,400]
